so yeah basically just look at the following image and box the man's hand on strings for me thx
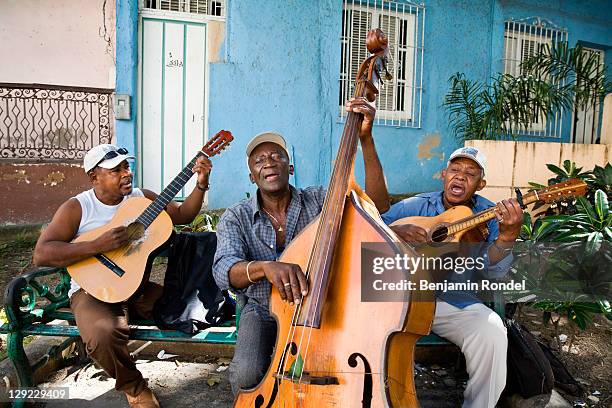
[262,261,309,306]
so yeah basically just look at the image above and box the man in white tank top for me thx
[33,144,212,408]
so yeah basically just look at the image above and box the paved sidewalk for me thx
[40,358,234,407]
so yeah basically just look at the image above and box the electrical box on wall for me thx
[114,94,131,120]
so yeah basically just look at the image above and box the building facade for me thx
[1,0,611,223]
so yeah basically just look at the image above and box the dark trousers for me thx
[70,282,163,397]
[229,302,277,395]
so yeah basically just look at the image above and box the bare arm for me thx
[33,199,129,267]
[346,97,390,213]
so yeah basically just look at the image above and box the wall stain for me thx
[2,169,29,184]
[417,133,444,161]
[432,171,441,180]
[38,171,66,187]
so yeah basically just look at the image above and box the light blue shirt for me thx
[382,191,514,308]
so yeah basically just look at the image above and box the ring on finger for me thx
[283,282,291,287]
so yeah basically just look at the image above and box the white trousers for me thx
[431,301,508,408]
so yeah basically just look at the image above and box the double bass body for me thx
[234,193,432,407]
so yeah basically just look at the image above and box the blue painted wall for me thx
[115,0,139,177]
[117,0,612,209]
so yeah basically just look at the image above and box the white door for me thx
[572,48,604,144]
[138,17,207,199]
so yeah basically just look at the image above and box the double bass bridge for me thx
[272,372,339,386]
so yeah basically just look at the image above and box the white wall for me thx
[465,140,612,206]
[0,0,116,89]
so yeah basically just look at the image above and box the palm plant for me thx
[444,43,611,141]
[511,162,612,351]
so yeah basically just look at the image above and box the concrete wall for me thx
[465,140,612,205]
[602,94,612,145]
[0,0,116,89]
[2,0,610,225]
[189,0,612,209]
[0,163,89,225]
[0,1,116,225]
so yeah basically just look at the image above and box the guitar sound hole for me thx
[431,226,448,243]
[126,222,145,242]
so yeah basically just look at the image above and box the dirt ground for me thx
[0,235,610,407]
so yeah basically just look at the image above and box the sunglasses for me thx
[93,147,129,169]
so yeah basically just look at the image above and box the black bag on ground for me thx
[503,319,554,398]
[153,232,234,334]
[537,339,583,396]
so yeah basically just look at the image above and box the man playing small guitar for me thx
[382,147,523,408]
[33,144,212,408]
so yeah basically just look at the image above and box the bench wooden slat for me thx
[1,323,237,344]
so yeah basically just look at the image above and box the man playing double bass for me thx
[383,146,523,408]
[212,97,390,395]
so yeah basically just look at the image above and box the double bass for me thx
[234,29,434,407]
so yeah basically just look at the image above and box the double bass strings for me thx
[291,106,364,387]
[278,110,360,386]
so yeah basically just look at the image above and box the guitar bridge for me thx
[94,254,126,277]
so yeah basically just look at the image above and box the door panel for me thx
[139,18,207,199]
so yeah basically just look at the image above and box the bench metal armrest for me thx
[3,267,71,332]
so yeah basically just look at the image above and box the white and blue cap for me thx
[447,147,487,176]
[245,131,290,167]
[83,144,134,173]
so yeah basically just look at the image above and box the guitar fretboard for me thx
[446,191,540,236]
[135,153,205,228]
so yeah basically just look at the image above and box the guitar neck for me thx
[446,191,543,236]
[136,152,207,228]
[447,206,498,236]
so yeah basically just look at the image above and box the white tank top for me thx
[68,188,145,297]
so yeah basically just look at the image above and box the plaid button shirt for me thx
[213,185,326,308]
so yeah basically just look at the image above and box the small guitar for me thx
[390,179,588,243]
[67,130,233,303]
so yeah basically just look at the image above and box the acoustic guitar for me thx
[67,130,233,303]
[390,178,588,243]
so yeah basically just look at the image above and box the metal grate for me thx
[572,48,605,144]
[0,83,113,161]
[144,0,224,17]
[502,17,568,138]
[339,0,425,128]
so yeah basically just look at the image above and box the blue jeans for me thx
[229,301,277,395]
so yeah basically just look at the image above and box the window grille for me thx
[0,83,113,160]
[502,17,568,138]
[339,0,425,128]
[144,0,224,17]
[572,48,604,144]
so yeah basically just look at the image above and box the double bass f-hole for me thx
[348,353,373,408]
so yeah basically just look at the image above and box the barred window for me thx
[339,1,425,128]
[502,18,568,137]
[144,0,225,17]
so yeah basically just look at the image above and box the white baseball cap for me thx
[245,131,290,165]
[447,147,487,176]
[83,144,134,173]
